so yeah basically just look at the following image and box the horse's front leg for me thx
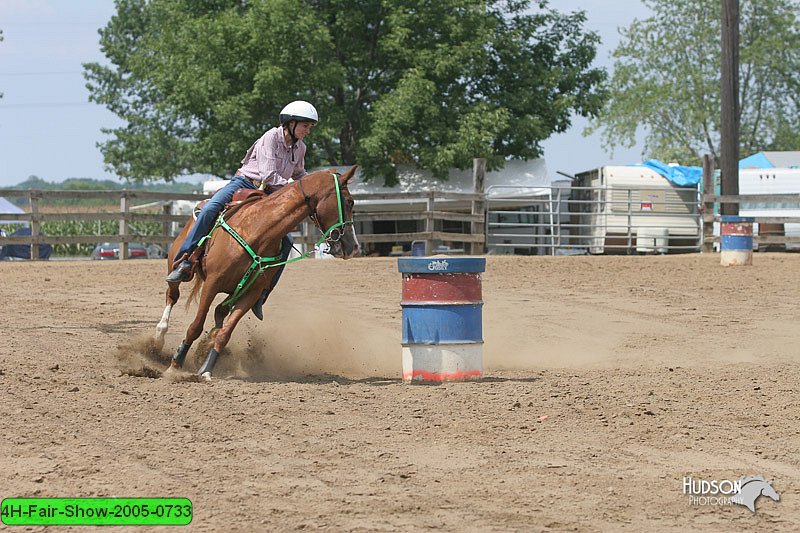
[170,286,215,370]
[213,302,230,329]
[155,284,181,351]
[196,307,249,380]
[196,286,262,380]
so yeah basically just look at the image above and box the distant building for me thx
[739,151,800,169]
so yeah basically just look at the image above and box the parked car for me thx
[0,227,52,260]
[91,242,148,260]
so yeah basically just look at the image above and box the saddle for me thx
[191,188,267,220]
[173,188,269,277]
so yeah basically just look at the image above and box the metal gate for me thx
[486,184,703,255]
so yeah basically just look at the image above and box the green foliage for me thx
[85,0,606,185]
[589,0,800,165]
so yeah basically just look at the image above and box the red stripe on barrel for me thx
[402,369,482,382]
[401,273,482,303]
[721,222,753,236]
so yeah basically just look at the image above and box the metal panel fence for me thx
[486,184,703,255]
[487,186,800,255]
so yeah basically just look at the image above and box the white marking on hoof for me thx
[201,372,212,381]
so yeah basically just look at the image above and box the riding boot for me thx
[166,260,193,283]
[251,289,270,321]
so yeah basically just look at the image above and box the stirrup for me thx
[166,260,193,283]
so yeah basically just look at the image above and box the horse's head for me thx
[761,481,780,502]
[304,165,360,259]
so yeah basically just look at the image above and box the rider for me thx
[165,100,319,321]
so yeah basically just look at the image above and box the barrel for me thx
[398,257,485,382]
[720,215,754,266]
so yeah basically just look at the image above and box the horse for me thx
[154,165,359,379]
[730,476,780,512]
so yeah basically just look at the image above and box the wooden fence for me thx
[0,188,486,260]
[2,186,796,260]
[0,189,200,260]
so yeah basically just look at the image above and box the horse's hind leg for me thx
[155,284,180,351]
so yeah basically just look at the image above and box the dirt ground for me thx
[1,253,798,532]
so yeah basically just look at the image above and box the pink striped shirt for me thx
[237,126,307,191]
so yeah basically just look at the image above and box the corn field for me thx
[1,220,164,257]
[46,220,164,256]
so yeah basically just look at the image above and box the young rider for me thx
[165,100,318,320]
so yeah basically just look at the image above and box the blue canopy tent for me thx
[0,196,27,225]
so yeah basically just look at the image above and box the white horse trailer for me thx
[737,167,800,250]
[573,166,701,254]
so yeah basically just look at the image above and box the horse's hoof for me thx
[170,360,182,370]
[200,371,212,381]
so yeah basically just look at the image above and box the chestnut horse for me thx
[154,165,359,379]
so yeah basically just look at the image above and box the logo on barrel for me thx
[427,259,449,271]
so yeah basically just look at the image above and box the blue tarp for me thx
[632,159,702,187]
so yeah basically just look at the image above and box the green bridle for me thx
[202,172,353,307]
[300,171,354,246]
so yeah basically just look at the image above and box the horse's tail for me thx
[185,276,205,311]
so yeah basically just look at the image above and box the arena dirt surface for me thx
[1,253,798,531]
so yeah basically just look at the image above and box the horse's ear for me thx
[340,165,358,185]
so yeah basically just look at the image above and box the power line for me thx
[0,71,84,76]
[0,102,93,109]
[1,21,108,26]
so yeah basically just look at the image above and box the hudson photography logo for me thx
[683,475,780,512]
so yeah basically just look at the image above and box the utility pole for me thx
[720,0,739,215]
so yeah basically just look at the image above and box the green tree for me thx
[85,0,606,184]
[590,0,800,165]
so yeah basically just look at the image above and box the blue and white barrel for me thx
[398,257,485,382]
[720,215,754,266]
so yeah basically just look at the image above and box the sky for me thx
[0,0,652,188]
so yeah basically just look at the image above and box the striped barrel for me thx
[720,215,754,266]
[398,257,485,383]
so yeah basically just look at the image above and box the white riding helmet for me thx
[279,100,319,125]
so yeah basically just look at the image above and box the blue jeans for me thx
[176,175,292,294]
